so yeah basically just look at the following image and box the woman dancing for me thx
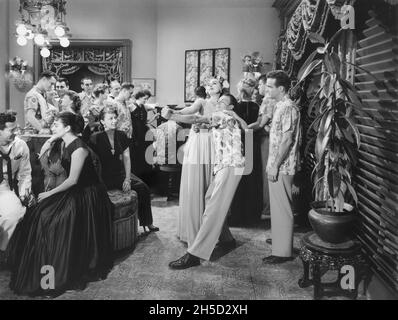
[163,78,226,247]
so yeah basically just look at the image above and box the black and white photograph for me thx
[0,0,397,307]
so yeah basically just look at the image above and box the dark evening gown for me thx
[131,103,152,183]
[230,101,262,226]
[89,130,154,227]
[8,138,113,296]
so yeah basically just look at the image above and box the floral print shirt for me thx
[78,92,95,119]
[210,110,245,174]
[259,95,277,134]
[115,100,133,139]
[266,95,301,175]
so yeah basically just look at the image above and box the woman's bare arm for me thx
[174,98,204,115]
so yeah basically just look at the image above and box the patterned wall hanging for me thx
[184,47,230,102]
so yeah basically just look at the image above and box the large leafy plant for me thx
[295,29,366,213]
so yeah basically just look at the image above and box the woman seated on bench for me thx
[89,105,158,234]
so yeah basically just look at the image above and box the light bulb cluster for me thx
[15,0,72,58]
[16,22,71,57]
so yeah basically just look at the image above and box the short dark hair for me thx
[121,82,134,91]
[143,89,152,98]
[56,111,85,135]
[222,93,238,110]
[56,77,69,87]
[195,86,207,99]
[64,90,82,114]
[258,74,267,83]
[0,111,17,131]
[40,70,57,80]
[80,77,93,85]
[134,90,149,100]
[266,70,291,93]
[93,84,107,98]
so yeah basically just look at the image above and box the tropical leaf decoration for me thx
[294,28,366,212]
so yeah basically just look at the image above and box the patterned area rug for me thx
[0,197,365,300]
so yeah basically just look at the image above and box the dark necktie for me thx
[0,148,14,191]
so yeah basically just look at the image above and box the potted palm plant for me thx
[295,29,366,244]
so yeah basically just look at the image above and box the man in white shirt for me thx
[0,112,32,256]
[115,82,135,139]
[108,79,121,101]
[263,70,301,264]
[78,77,95,117]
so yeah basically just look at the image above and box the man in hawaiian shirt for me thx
[115,82,135,139]
[164,93,248,269]
[262,70,301,264]
[78,77,95,117]
[24,70,57,133]
[256,74,276,219]
[0,112,32,262]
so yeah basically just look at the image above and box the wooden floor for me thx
[0,197,365,300]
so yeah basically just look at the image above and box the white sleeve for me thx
[17,141,32,196]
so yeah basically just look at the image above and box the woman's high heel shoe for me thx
[147,225,159,232]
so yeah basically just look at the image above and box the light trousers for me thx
[188,167,242,260]
[0,185,26,251]
[269,174,294,257]
[260,134,270,215]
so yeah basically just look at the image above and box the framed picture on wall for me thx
[184,47,230,102]
[132,78,156,96]
[184,50,199,103]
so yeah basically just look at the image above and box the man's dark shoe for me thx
[218,239,237,250]
[169,253,200,270]
[266,238,272,245]
[262,255,294,264]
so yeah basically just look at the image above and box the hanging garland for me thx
[275,0,332,76]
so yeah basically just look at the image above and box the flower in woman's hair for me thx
[242,78,256,88]
[215,76,230,89]
[222,79,230,89]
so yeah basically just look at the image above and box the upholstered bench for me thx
[107,189,139,251]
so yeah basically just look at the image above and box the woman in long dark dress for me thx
[8,112,113,296]
[230,78,262,226]
[89,106,158,233]
[39,90,83,191]
[130,90,153,183]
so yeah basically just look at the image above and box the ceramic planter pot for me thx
[308,201,357,244]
